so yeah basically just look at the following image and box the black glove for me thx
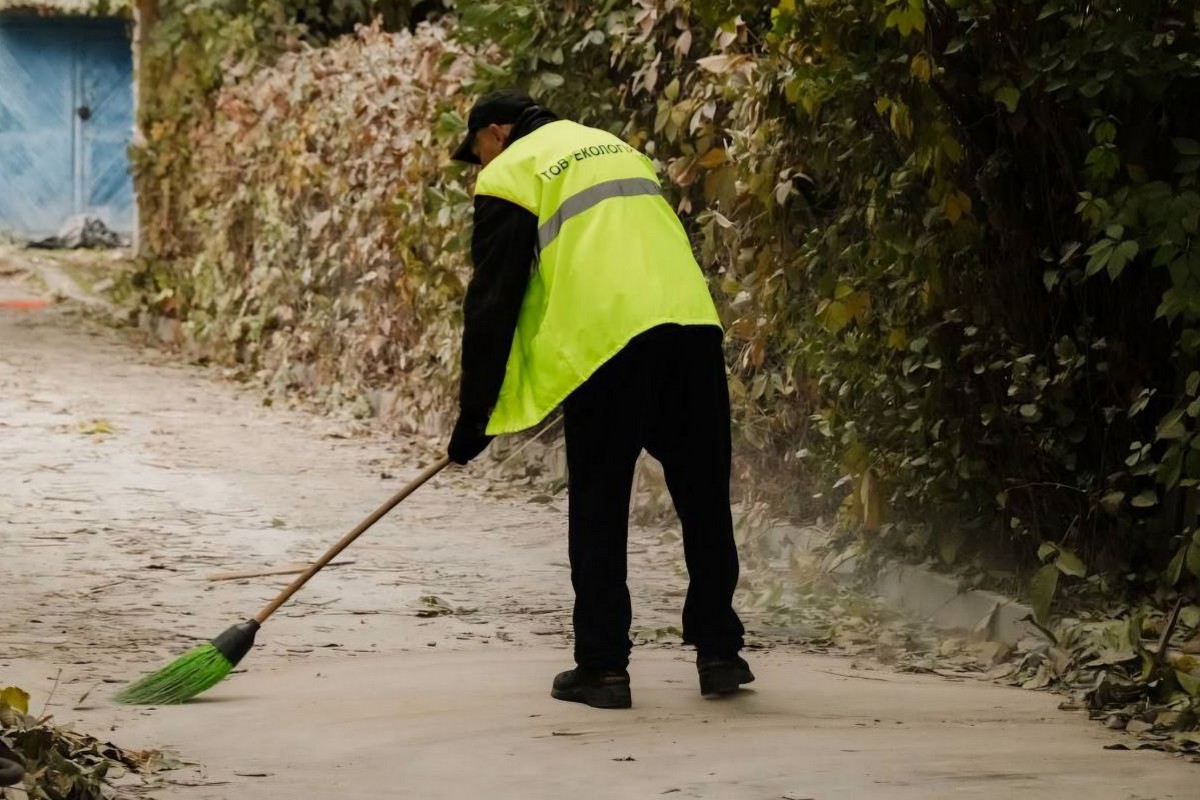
[448,414,493,465]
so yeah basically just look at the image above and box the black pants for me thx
[564,323,745,670]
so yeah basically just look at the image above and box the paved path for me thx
[0,266,1195,798]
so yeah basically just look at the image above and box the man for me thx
[449,89,752,709]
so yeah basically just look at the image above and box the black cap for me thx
[452,89,538,165]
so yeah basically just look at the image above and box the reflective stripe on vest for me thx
[473,120,721,436]
[537,177,662,251]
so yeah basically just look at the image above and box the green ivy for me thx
[451,0,1200,603]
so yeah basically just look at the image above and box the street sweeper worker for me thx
[448,89,752,710]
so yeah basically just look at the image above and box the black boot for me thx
[697,654,755,696]
[551,667,632,709]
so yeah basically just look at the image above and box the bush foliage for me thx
[129,7,478,429]
[128,1,1200,615]
[457,0,1200,601]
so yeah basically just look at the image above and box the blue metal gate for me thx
[0,16,134,238]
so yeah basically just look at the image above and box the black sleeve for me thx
[457,194,538,427]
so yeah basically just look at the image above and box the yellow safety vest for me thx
[475,119,721,436]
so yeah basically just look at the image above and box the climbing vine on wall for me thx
[127,3,480,430]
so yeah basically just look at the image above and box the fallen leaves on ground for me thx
[1,685,180,798]
[730,510,1200,758]
[78,419,114,436]
[413,595,475,618]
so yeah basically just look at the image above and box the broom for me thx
[115,457,452,705]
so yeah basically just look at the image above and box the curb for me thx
[873,562,1035,644]
[754,519,1035,646]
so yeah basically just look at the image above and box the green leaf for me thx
[1160,445,1184,490]
[436,111,466,136]
[0,686,29,714]
[1106,240,1138,279]
[1100,491,1125,514]
[1086,241,1114,276]
[1188,544,1200,578]
[1177,669,1200,697]
[939,527,964,565]
[994,86,1020,113]
[1188,372,1200,397]
[1167,545,1187,585]
[1030,563,1059,624]
[1055,549,1087,578]
[79,418,115,436]
[1157,409,1187,440]
[1037,542,1058,562]
[1131,490,1159,508]
[1174,138,1200,156]
[883,2,926,37]
[1130,389,1154,416]
[1184,330,1200,355]
[942,190,971,223]
[816,298,852,333]
[1154,244,1181,268]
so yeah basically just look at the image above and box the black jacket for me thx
[455,106,560,437]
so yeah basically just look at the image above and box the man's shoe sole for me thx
[699,665,755,696]
[550,684,632,709]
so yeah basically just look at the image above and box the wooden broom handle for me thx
[255,456,453,624]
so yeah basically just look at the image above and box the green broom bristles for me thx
[115,619,259,705]
[114,644,233,705]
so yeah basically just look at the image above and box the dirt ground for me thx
[1,261,1198,799]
